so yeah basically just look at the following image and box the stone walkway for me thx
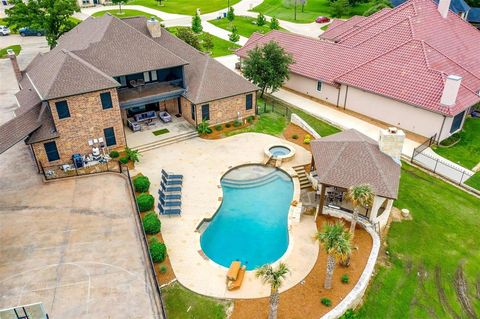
[133,133,319,298]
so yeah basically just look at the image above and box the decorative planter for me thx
[401,208,410,218]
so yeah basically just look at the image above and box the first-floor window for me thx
[104,127,117,146]
[246,94,253,110]
[317,81,323,92]
[191,104,195,121]
[201,104,210,121]
[44,141,60,162]
[450,111,465,133]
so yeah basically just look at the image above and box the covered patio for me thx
[309,129,401,229]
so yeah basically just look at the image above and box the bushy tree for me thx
[270,17,280,30]
[176,27,202,50]
[257,12,267,26]
[149,237,167,263]
[242,41,293,97]
[227,6,235,22]
[191,12,203,34]
[133,175,150,193]
[330,0,350,18]
[112,0,129,14]
[5,0,80,48]
[142,212,161,234]
[202,32,214,53]
[229,25,240,43]
[136,193,154,212]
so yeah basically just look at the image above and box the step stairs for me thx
[135,131,199,153]
[292,165,312,189]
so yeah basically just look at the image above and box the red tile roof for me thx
[236,0,480,116]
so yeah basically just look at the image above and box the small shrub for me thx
[247,115,255,123]
[225,122,232,128]
[109,150,120,158]
[341,274,349,284]
[339,309,357,319]
[292,134,299,139]
[197,119,212,135]
[137,193,154,212]
[233,119,242,127]
[149,237,167,263]
[304,134,312,144]
[125,147,141,163]
[119,156,129,164]
[215,124,223,131]
[321,297,332,307]
[133,175,150,193]
[142,211,161,234]
[159,265,168,274]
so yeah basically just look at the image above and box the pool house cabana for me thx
[309,129,401,229]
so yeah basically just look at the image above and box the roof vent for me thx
[440,75,462,106]
[438,0,452,18]
[147,17,162,38]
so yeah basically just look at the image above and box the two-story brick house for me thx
[0,14,257,172]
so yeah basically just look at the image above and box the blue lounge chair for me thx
[161,182,182,192]
[161,169,183,180]
[159,204,181,215]
[158,190,181,200]
[161,175,183,186]
[159,197,181,207]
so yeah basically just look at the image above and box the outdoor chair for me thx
[159,205,181,215]
[158,190,181,200]
[161,175,183,186]
[159,197,181,207]
[161,169,183,180]
[227,266,246,291]
[161,181,182,193]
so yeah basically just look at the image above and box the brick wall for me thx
[32,88,126,168]
[180,92,257,126]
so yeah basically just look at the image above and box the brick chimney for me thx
[440,75,462,106]
[378,127,405,163]
[7,49,22,84]
[438,0,452,18]
[146,17,162,38]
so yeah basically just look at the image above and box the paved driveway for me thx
[0,39,162,318]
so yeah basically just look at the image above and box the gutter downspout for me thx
[343,85,349,110]
[336,86,341,107]
[438,115,446,143]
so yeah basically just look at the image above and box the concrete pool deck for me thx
[133,133,319,299]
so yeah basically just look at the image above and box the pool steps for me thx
[292,165,312,189]
[221,170,284,188]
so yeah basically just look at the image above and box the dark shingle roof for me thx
[310,129,401,199]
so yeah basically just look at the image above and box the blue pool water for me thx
[269,146,291,156]
[200,165,293,270]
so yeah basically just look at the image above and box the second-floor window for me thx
[202,104,210,121]
[100,92,113,109]
[317,81,323,92]
[55,100,70,119]
[246,94,253,110]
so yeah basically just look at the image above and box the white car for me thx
[0,25,10,36]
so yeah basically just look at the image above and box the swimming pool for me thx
[200,165,293,270]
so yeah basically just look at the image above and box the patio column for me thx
[369,195,386,222]
[315,183,326,221]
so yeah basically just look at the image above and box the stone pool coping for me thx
[134,133,319,299]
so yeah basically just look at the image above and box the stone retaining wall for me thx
[291,113,321,139]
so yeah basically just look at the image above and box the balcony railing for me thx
[118,80,184,108]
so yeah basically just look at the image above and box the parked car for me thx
[19,27,45,37]
[0,25,10,36]
[315,16,331,23]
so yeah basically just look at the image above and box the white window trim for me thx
[317,81,323,92]
[144,71,150,82]
[151,71,158,81]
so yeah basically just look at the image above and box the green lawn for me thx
[167,27,240,58]
[321,24,329,31]
[465,172,480,191]
[209,16,285,38]
[0,45,21,59]
[226,112,288,137]
[358,162,480,318]
[288,105,341,137]
[92,9,163,20]
[252,0,377,23]
[129,0,241,15]
[162,282,230,318]
[433,117,480,169]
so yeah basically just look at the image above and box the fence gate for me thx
[411,134,437,161]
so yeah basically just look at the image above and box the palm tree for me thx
[255,263,290,319]
[346,184,374,236]
[315,222,351,289]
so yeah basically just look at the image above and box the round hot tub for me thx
[264,144,296,163]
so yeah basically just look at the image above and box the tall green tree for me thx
[176,27,201,50]
[227,6,235,22]
[5,0,80,48]
[112,0,129,14]
[228,25,240,43]
[242,41,293,97]
[270,16,280,30]
[330,0,350,18]
[256,263,290,319]
[315,222,352,289]
[346,184,374,237]
[191,12,203,33]
[257,12,267,26]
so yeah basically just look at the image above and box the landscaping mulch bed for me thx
[283,123,312,152]
[231,215,373,319]
[200,120,254,140]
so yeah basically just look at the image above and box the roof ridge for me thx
[194,57,211,103]
[317,142,349,181]
[365,141,396,198]
[65,50,120,87]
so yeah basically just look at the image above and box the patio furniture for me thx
[161,181,182,193]
[158,204,181,215]
[226,261,241,281]
[161,169,183,180]
[158,190,181,200]
[134,111,157,122]
[159,197,181,207]
[127,118,141,132]
[162,175,183,186]
[159,111,172,123]
[227,266,246,291]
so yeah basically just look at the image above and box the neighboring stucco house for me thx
[0,15,257,172]
[236,0,480,142]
